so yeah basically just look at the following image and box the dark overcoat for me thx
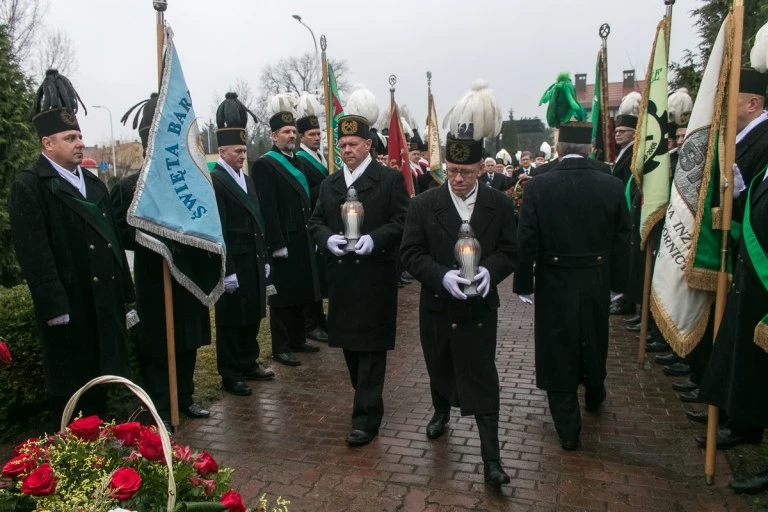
[400,183,517,416]
[513,157,630,392]
[297,151,329,298]
[733,120,768,227]
[699,175,768,427]
[479,172,510,191]
[308,160,409,351]
[8,156,134,396]
[211,165,268,326]
[251,147,320,307]
[611,144,634,184]
[110,173,210,356]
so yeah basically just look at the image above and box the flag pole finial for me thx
[599,23,610,45]
[153,0,167,11]
[389,74,397,94]
[427,71,432,88]
[320,34,327,52]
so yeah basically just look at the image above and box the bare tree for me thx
[0,0,47,65]
[36,28,77,76]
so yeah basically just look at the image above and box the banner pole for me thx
[320,35,333,175]
[664,0,675,61]
[705,0,743,485]
[154,0,179,431]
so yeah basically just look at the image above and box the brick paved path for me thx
[177,281,750,511]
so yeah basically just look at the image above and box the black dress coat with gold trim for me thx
[251,147,321,307]
[513,157,630,392]
[400,183,517,416]
[211,165,268,326]
[308,160,409,351]
[8,155,134,397]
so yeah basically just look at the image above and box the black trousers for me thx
[304,300,327,332]
[432,387,500,462]
[217,324,261,382]
[139,348,197,420]
[270,304,307,354]
[343,349,387,433]
[547,390,583,442]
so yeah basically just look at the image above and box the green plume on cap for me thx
[538,72,587,128]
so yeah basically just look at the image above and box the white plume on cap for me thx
[751,21,768,73]
[400,117,412,138]
[376,105,391,130]
[269,93,297,115]
[297,91,322,118]
[668,88,693,124]
[496,149,512,165]
[540,141,552,160]
[345,84,379,125]
[442,79,502,140]
[515,150,522,162]
[400,104,416,130]
[617,92,642,117]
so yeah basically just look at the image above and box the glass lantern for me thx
[454,221,481,297]
[341,186,364,252]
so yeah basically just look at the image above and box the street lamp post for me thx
[292,14,320,92]
[92,105,118,178]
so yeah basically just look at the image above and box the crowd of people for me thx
[7,57,768,491]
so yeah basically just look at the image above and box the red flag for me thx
[387,103,415,197]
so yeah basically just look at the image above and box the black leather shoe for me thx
[561,438,580,451]
[671,380,698,392]
[730,469,768,494]
[244,365,275,381]
[426,412,450,440]
[346,429,376,446]
[398,277,412,285]
[695,428,762,449]
[685,408,708,424]
[646,340,671,353]
[679,388,703,403]
[305,327,329,343]
[184,402,211,418]
[293,343,320,353]
[483,461,511,485]
[223,380,252,396]
[584,386,607,413]
[273,352,301,366]
[626,322,641,332]
[624,315,642,324]
[610,302,635,315]
[655,352,682,365]
[401,271,414,280]
[664,362,691,376]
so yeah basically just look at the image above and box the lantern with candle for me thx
[454,221,481,297]
[341,186,364,252]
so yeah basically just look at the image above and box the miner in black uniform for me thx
[308,114,409,447]
[252,110,323,366]
[8,70,135,423]
[209,93,273,396]
[400,81,517,485]
[514,122,630,450]
[111,92,214,422]
[295,113,330,344]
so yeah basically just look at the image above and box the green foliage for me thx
[0,26,38,287]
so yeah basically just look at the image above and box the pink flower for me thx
[0,340,11,365]
[221,489,246,512]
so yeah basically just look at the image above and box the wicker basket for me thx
[61,375,177,512]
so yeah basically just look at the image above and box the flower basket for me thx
[0,375,288,512]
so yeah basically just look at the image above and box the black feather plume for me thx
[216,92,258,129]
[31,69,87,119]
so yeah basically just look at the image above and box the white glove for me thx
[224,274,239,293]
[47,314,70,326]
[326,234,347,256]
[733,163,746,199]
[442,270,471,300]
[354,234,374,255]
[474,266,491,298]
[610,292,624,302]
[272,247,288,258]
[265,263,270,279]
[519,294,534,305]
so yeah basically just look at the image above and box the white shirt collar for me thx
[561,154,585,160]
[43,153,86,198]
[615,141,634,164]
[300,143,325,165]
[344,154,372,188]
[447,182,478,222]
[217,158,247,193]
[736,112,768,145]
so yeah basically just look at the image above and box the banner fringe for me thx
[755,322,768,353]
[650,291,713,357]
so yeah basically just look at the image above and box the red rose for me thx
[174,444,192,462]
[137,428,164,462]
[189,475,216,495]
[221,489,246,512]
[2,454,35,478]
[193,450,218,476]
[13,438,40,457]
[68,415,103,441]
[20,463,57,496]
[0,340,11,365]
[109,467,142,500]
[112,422,142,446]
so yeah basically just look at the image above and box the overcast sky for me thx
[46,0,703,147]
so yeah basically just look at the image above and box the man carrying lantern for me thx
[400,81,517,486]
